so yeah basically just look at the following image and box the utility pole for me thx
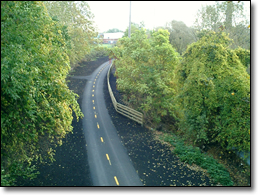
[128,1,131,38]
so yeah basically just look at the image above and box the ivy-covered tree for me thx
[175,31,250,154]
[1,1,83,186]
[233,47,250,74]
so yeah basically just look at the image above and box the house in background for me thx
[100,32,124,44]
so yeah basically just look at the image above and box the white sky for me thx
[87,1,250,33]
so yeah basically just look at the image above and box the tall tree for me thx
[43,1,98,68]
[160,20,197,54]
[123,22,145,38]
[106,28,123,33]
[194,1,250,49]
[1,1,83,186]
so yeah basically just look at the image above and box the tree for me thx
[106,28,123,33]
[194,1,250,49]
[123,22,145,38]
[43,1,98,68]
[175,31,250,153]
[111,29,181,127]
[160,20,197,54]
[1,1,83,185]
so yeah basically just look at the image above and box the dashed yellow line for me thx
[97,122,99,129]
[92,94,94,97]
[100,137,103,142]
[114,176,119,186]
[95,114,97,118]
[93,85,95,88]
[92,89,94,92]
[93,82,95,84]
[93,106,95,110]
[106,154,111,165]
[92,100,94,104]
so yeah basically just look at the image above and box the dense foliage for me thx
[194,1,250,50]
[175,31,250,153]
[112,27,250,162]
[161,20,197,55]
[233,47,250,74]
[43,1,98,69]
[1,1,83,185]
[111,29,180,127]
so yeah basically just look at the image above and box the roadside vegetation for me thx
[1,0,250,186]
[110,1,250,186]
[1,1,105,186]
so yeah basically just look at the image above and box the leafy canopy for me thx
[1,1,83,186]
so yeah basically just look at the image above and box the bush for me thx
[175,31,250,154]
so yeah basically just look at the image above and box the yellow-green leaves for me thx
[1,1,83,186]
[111,29,180,127]
[43,1,97,68]
[175,31,250,154]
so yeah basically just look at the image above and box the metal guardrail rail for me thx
[107,61,143,126]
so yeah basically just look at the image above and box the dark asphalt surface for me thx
[81,61,143,186]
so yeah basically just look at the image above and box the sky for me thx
[87,1,250,33]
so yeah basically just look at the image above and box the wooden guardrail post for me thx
[107,60,143,126]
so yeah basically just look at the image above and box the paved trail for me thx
[81,61,143,186]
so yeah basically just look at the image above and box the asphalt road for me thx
[81,61,143,186]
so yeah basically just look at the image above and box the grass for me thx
[101,44,113,48]
[158,131,234,186]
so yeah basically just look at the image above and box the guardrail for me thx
[107,61,143,126]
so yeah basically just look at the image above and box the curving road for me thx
[81,61,143,186]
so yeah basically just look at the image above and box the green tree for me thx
[161,20,197,54]
[194,1,250,49]
[175,31,250,154]
[1,1,83,186]
[123,21,145,38]
[43,1,98,68]
[106,28,123,33]
[111,29,180,127]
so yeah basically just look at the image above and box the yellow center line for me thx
[92,100,94,104]
[92,89,94,92]
[114,176,119,186]
[93,82,95,84]
[106,154,111,165]
[93,106,95,110]
[93,85,95,88]
[92,94,94,97]
[100,137,103,142]
[95,114,97,118]
[97,122,99,129]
